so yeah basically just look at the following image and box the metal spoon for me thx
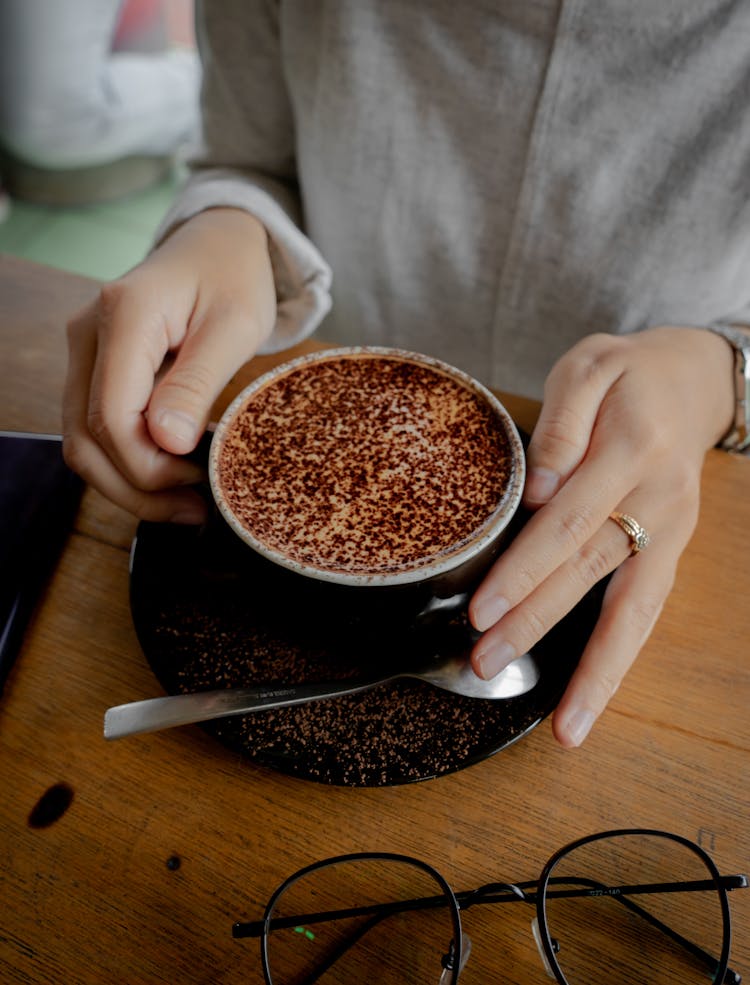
[103,651,540,740]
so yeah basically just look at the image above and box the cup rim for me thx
[209,346,526,587]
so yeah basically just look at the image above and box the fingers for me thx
[550,479,698,747]
[469,326,720,748]
[147,294,267,455]
[470,494,647,680]
[469,505,678,748]
[551,546,676,747]
[85,280,205,489]
[469,484,696,748]
[470,334,660,636]
[63,297,208,523]
[62,207,277,523]
[470,441,628,634]
[146,209,276,454]
[64,430,209,523]
[523,334,626,508]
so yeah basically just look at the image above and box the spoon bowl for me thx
[104,651,540,740]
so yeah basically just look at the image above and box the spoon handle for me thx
[103,676,385,740]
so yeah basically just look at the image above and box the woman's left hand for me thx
[469,326,735,747]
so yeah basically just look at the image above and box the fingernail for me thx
[471,595,510,632]
[155,409,198,448]
[563,708,596,747]
[525,467,560,505]
[476,640,516,680]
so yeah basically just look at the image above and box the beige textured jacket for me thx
[159,0,750,398]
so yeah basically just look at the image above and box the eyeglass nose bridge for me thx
[439,935,473,984]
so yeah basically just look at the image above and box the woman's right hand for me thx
[63,207,276,522]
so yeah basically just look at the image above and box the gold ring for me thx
[609,512,650,556]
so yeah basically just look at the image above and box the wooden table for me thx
[0,253,748,983]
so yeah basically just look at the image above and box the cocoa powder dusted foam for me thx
[215,351,516,578]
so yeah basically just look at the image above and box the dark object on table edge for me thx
[0,432,83,696]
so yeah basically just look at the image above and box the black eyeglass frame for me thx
[233,828,747,984]
[253,852,464,983]
[535,829,739,984]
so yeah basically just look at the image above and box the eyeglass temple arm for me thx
[233,893,454,938]
[232,874,745,938]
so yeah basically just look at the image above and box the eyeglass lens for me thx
[543,832,728,984]
[264,856,459,984]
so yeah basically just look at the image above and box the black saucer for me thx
[128,514,606,787]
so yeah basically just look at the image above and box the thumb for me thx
[524,334,622,508]
[148,301,272,454]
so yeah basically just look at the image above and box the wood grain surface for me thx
[0,254,747,983]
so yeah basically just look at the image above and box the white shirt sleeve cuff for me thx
[154,170,332,354]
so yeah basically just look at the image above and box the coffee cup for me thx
[208,347,525,640]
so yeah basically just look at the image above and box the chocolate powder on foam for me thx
[218,355,514,575]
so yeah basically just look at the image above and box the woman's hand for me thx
[469,326,735,747]
[63,207,276,522]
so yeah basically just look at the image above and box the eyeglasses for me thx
[232,829,747,984]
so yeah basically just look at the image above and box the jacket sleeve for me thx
[154,0,332,354]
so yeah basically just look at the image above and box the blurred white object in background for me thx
[0,0,201,204]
